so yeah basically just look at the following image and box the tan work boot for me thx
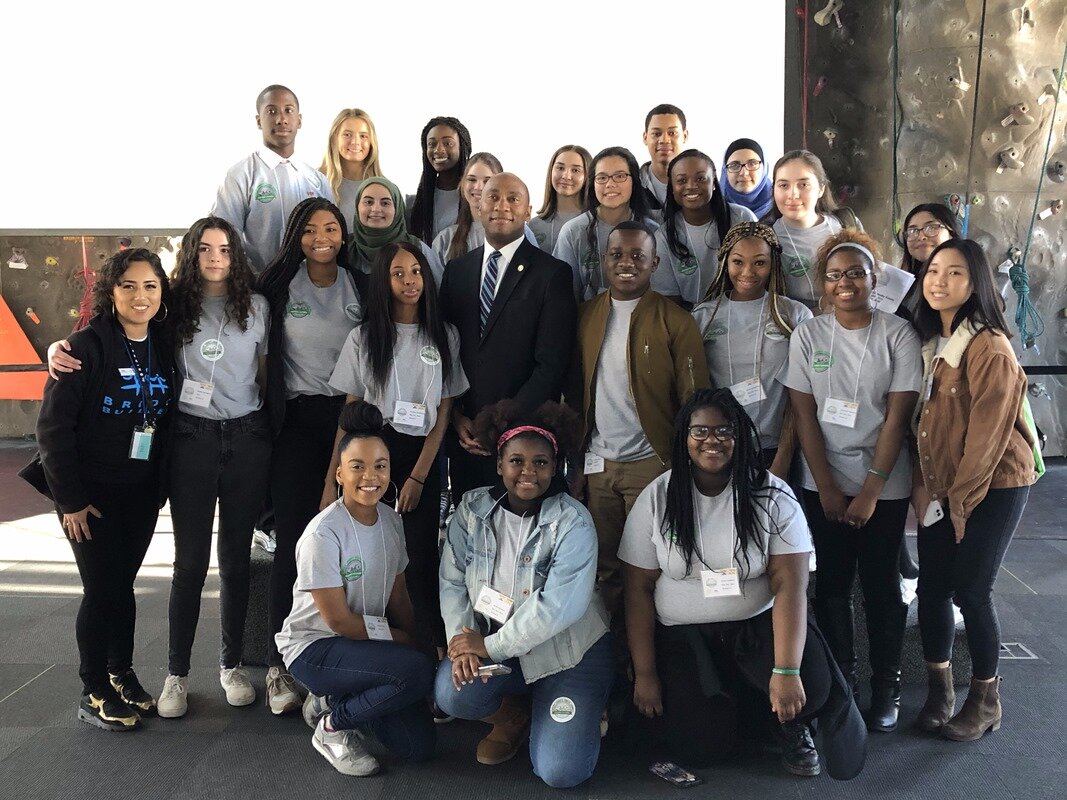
[942,676,1002,741]
[476,694,531,765]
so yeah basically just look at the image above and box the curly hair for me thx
[170,217,256,345]
[471,399,582,463]
[91,247,173,327]
[814,227,882,277]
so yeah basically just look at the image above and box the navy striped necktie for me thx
[480,250,502,333]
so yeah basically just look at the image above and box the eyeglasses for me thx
[824,267,872,282]
[904,222,950,240]
[593,171,631,185]
[725,159,762,174]
[688,424,736,442]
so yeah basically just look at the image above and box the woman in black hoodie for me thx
[35,247,176,731]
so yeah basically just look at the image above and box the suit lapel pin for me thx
[517,264,524,272]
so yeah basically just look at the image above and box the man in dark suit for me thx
[439,172,577,500]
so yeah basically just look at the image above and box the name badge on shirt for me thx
[729,377,766,406]
[179,379,214,408]
[129,427,154,461]
[474,585,514,624]
[363,615,393,641]
[583,452,605,475]
[821,398,859,428]
[393,400,427,428]
[701,568,741,598]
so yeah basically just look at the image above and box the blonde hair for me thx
[320,109,383,200]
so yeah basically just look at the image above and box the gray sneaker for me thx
[312,716,380,776]
[303,692,330,729]
[157,674,188,719]
[266,666,301,715]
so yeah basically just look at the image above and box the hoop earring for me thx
[153,302,168,322]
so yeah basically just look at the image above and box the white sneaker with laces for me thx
[157,674,188,719]
[312,716,380,776]
[220,666,256,707]
[266,666,301,715]
[303,692,330,729]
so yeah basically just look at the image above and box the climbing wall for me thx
[790,0,1067,455]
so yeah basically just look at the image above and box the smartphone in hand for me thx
[477,664,513,677]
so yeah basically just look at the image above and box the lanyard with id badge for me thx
[820,312,877,429]
[474,511,534,625]
[122,333,159,461]
[179,314,226,409]
[391,352,435,431]
[694,488,741,598]
[348,508,394,641]
[724,294,768,407]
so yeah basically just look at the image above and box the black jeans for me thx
[65,478,159,693]
[167,410,271,675]
[267,394,345,666]
[380,425,444,651]
[804,491,909,680]
[917,485,1030,679]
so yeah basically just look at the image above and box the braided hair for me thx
[663,388,785,580]
[662,149,732,263]
[409,116,472,244]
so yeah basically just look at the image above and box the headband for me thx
[827,242,876,269]
[497,425,558,454]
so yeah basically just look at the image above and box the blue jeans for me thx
[434,633,614,788]
[290,636,436,762]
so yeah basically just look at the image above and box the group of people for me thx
[27,85,1041,788]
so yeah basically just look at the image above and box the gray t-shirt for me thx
[618,471,813,625]
[589,297,657,462]
[774,215,843,309]
[337,177,365,230]
[433,187,459,241]
[653,206,758,305]
[779,310,923,498]
[490,506,536,602]
[691,294,813,449]
[283,266,362,398]
[639,162,669,207]
[276,500,408,667]
[177,293,270,420]
[553,213,661,301]
[433,220,484,265]
[528,211,581,253]
[329,321,468,436]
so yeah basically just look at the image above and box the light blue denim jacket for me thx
[439,487,609,683]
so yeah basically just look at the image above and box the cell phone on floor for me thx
[650,761,704,787]
[477,664,512,677]
[923,500,945,527]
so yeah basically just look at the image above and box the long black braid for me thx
[662,149,731,263]
[409,117,472,244]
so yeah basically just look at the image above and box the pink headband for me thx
[497,425,558,454]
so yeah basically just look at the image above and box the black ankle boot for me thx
[865,673,901,732]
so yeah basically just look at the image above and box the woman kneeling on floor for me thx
[275,400,435,776]
[618,388,866,780]
[435,400,613,789]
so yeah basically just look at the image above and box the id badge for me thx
[701,568,741,598]
[821,398,859,428]
[923,377,933,403]
[474,585,514,624]
[129,427,154,461]
[729,377,766,406]
[583,452,605,475]
[179,379,214,408]
[363,615,393,641]
[393,400,427,428]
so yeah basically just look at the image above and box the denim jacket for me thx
[439,487,609,682]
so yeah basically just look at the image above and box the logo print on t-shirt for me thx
[200,339,225,361]
[420,346,441,366]
[812,350,834,372]
[344,303,361,322]
[287,301,311,318]
[678,256,699,276]
[764,322,787,342]
[341,556,364,582]
[255,183,278,203]
[704,323,727,342]
[784,254,811,277]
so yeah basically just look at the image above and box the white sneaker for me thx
[312,716,380,776]
[157,674,188,719]
[266,666,301,715]
[303,692,330,729]
[220,666,256,707]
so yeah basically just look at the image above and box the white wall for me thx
[4,1,784,230]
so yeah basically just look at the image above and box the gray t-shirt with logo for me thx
[178,293,270,420]
[618,471,813,625]
[691,294,813,449]
[329,321,469,437]
[653,206,758,305]
[283,266,362,399]
[774,215,843,309]
[528,211,581,253]
[554,213,661,302]
[589,297,657,462]
[276,500,408,667]
[779,309,922,499]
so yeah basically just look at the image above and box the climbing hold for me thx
[1038,199,1063,220]
[1001,103,1035,126]
[996,146,1025,173]
[970,193,985,206]
[44,256,59,268]
[813,0,843,27]
[1047,160,1066,183]
[823,128,838,149]
[25,308,41,325]
[813,76,828,96]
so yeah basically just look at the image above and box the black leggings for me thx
[917,486,1030,679]
[267,394,344,667]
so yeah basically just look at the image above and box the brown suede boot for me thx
[941,677,1001,741]
[915,663,955,732]
[476,694,531,765]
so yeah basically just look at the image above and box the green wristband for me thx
[772,667,801,676]
[867,467,890,481]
